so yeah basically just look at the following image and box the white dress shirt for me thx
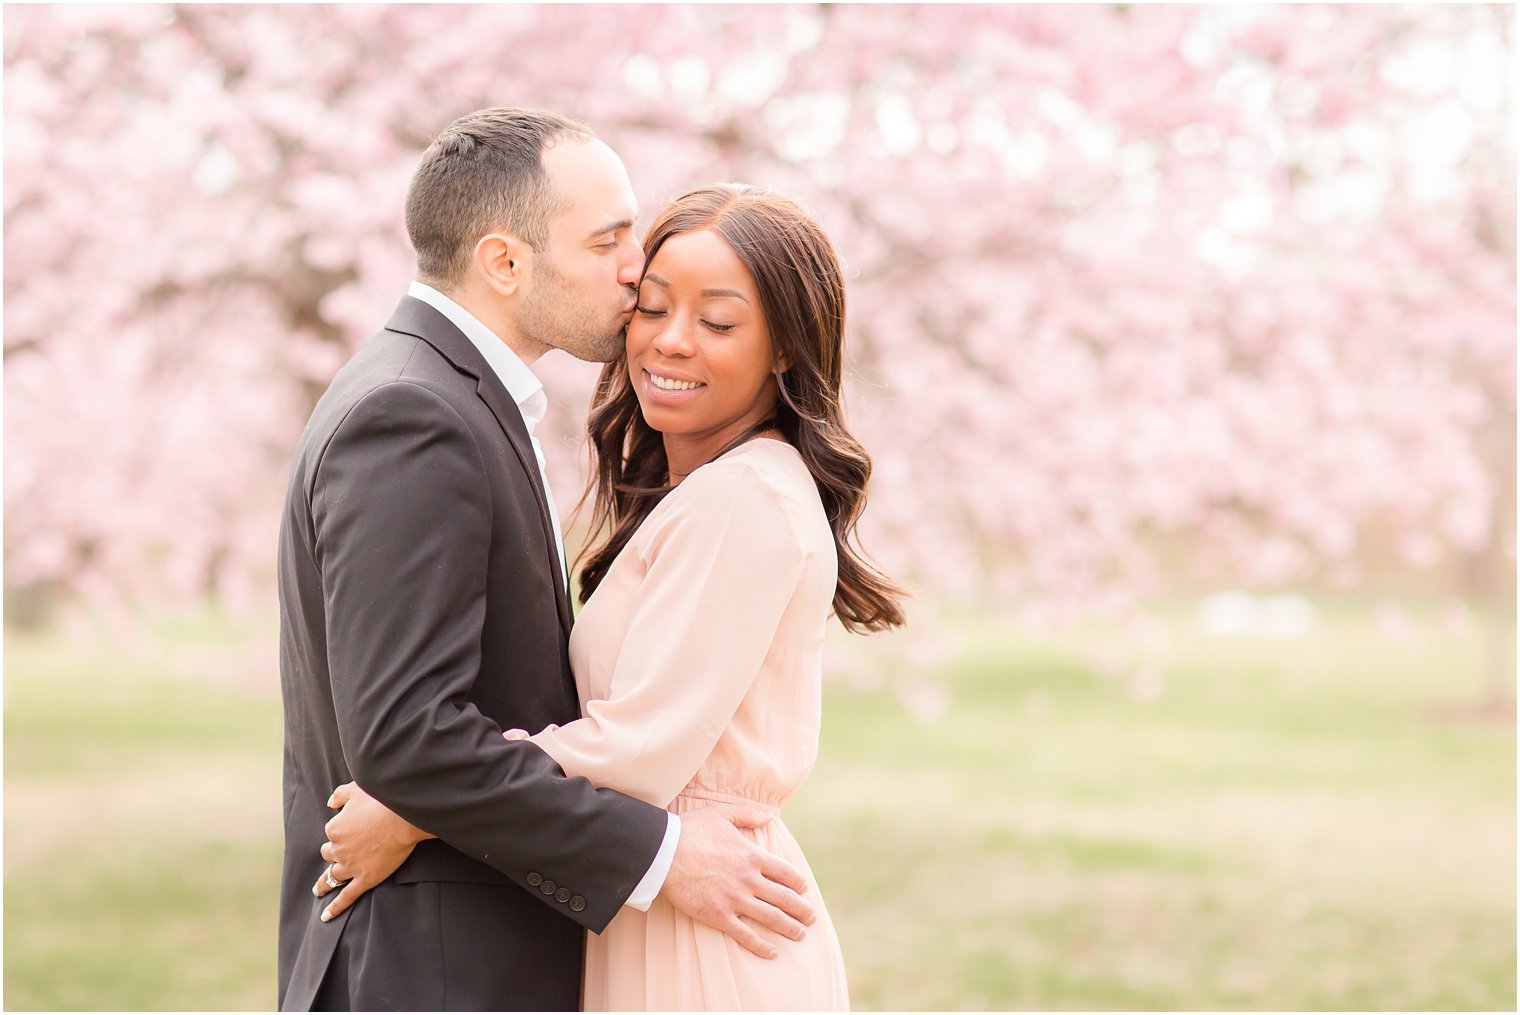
[406,281,680,911]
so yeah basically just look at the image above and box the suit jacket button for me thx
[555,887,571,903]
[569,895,586,912]
[526,873,543,887]
[540,879,557,894]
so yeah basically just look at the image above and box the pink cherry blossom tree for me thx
[4,4,1513,695]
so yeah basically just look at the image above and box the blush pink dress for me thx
[527,438,850,1011]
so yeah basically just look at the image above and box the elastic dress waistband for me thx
[670,786,782,816]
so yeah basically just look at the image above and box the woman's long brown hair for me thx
[576,184,906,634]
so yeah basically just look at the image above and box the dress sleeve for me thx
[529,460,807,807]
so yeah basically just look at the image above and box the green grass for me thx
[4,606,1514,1010]
[790,608,1516,1011]
[5,617,283,1011]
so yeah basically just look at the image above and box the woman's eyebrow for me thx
[641,273,748,303]
[700,288,749,303]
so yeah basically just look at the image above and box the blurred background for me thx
[4,4,1515,1010]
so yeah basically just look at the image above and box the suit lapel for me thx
[383,296,573,637]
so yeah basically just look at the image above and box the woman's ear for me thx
[474,232,529,296]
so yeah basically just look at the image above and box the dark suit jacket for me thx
[276,296,668,1011]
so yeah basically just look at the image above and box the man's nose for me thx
[617,243,645,287]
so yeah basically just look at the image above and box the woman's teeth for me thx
[650,372,703,391]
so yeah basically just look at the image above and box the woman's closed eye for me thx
[635,305,737,333]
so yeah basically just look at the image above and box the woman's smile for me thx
[645,368,705,393]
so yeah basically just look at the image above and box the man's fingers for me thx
[757,851,812,903]
[751,879,814,937]
[327,781,356,809]
[724,917,780,961]
[723,806,775,831]
[320,875,370,922]
[739,893,808,943]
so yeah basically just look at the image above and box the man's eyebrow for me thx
[585,218,635,242]
[642,274,749,304]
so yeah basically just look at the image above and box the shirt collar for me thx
[407,280,547,430]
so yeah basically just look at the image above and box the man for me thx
[277,108,813,1011]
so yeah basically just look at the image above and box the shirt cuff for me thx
[624,811,680,912]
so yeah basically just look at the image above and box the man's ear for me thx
[474,232,530,297]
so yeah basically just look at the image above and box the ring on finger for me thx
[324,866,343,890]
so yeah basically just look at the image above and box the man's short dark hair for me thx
[405,107,593,287]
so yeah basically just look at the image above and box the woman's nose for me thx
[651,316,697,357]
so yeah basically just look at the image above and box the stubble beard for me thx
[518,254,629,364]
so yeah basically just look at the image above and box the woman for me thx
[317,184,905,1010]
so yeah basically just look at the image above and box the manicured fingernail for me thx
[767,948,779,959]
[326,796,337,807]
[312,884,321,897]
[321,908,333,922]
[795,928,807,940]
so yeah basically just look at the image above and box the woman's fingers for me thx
[311,862,349,898]
[320,873,375,922]
[501,725,558,741]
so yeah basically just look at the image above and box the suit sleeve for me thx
[528,460,808,807]
[311,379,666,932]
